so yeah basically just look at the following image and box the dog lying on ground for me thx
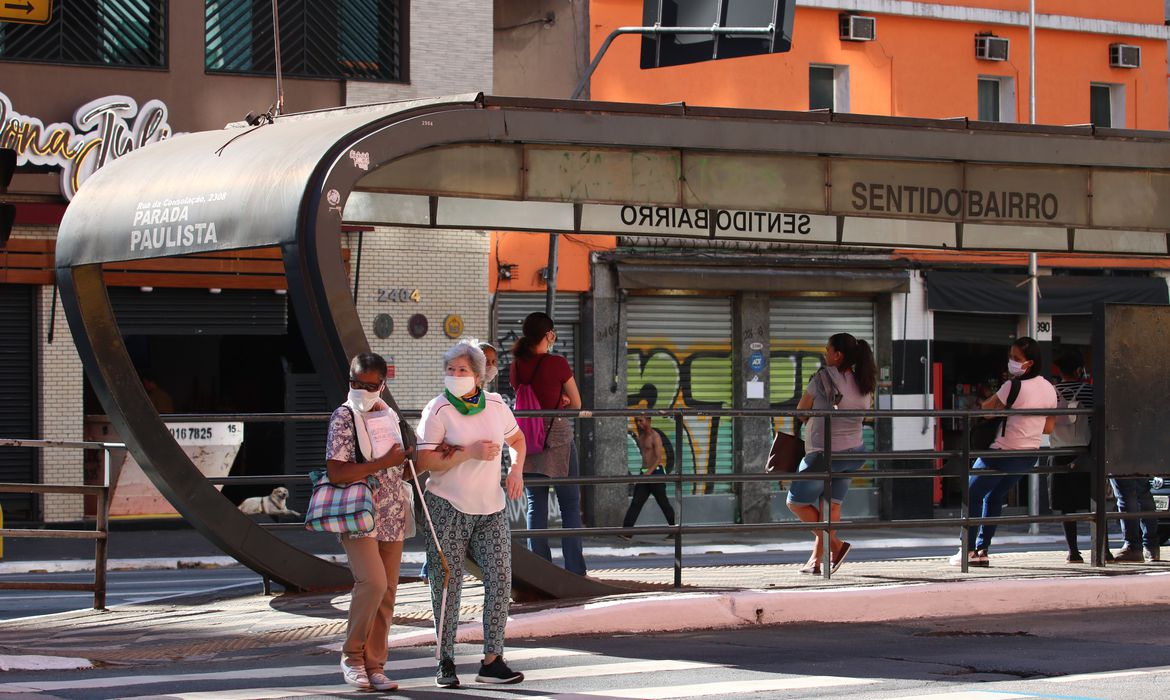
[238,487,301,518]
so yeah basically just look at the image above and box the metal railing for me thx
[156,403,1170,590]
[0,438,121,610]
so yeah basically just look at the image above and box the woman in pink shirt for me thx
[951,336,1056,568]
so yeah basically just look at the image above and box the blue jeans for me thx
[1110,477,1158,550]
[966,454,1038,551]
[785,446,866,506]
[525,442,587,576]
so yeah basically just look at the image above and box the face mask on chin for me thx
[445,374,478,398]
[348,387,381,412]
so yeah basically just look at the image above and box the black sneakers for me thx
[436,657,459,688]
[476,657,524,684]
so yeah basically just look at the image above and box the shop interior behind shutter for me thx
[88,288,317,509]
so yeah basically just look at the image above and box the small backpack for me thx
[513,355,548,456]
[1052,382,1092,447]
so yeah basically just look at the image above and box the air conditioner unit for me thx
[839,14,875,42]
[975,35,1009,62]
[1109,44,1140,69]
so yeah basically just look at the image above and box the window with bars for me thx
[0,0,166,68]
[205,0,405,82]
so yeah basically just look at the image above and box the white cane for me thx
[406,458,450,659]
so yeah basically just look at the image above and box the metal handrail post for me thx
[822,415,833,579]
[673,413,684,588]
[94,447,110,610]
[960,416,972,573]
[1091,412,1108,567]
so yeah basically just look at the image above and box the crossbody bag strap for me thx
[343,406,367,464]
[998,377,1023,437]
[816,367,843,409]
[522,353,548,386]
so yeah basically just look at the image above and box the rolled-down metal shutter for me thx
[1053,316,1092,346]
[626,296,733,494]
[769,297,876,454]
[283,374,330,512]
[0,285,37,520]
[933,312,1018,345]
[494,292,581,397]
[109,288,288,335]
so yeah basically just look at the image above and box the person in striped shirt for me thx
[1047,348,1105,564]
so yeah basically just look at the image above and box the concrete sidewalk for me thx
[0,547,1166,672]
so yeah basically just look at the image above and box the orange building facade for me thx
[493,0,1170,293]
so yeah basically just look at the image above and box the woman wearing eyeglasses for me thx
[325,352,410,691]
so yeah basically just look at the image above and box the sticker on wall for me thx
[373,313,393,339]
[444,314,464,339]
[408,314,428,339]
[748,351,766,373]
[385,355,396,380]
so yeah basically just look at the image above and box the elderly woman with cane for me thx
[415,340,527,688]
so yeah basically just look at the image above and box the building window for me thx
[0,0,167,68]
[809,64,849,112]
[1090,83,1124,128]
[205,0,406,82]
[977,76,1016,122]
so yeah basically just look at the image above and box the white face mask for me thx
[445,374,478,398]
[1007,359,1028,377]
[484,366,499,386]
[347,387,381,412]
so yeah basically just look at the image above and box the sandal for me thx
[798,556,821,575]
[831,541,852,573]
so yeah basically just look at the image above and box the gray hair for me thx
[443,340,487,385]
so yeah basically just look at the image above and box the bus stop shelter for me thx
[55,94,1170,594]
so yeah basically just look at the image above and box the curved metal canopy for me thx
[56,93,1170,592]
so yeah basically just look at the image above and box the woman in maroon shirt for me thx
[509,312,586,575]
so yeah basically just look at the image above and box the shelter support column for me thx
[587,260,629,526]
[734,292,772,524]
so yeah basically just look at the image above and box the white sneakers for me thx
[948,549,989,567]
[341,658,397,691]
[340,658,370,689]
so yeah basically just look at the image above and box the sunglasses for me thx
[349,378,384,392]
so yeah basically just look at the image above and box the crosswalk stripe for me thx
[551,675,881,698]
[0,647,592,694]
[0,666,330,694]
[1044,667,1170,683]
[883,693,1033,699]
[114,659,721,699]
[520,659,718,682]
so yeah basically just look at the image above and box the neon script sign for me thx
[0,90,175,200]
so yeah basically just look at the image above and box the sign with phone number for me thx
[166,422,243,446]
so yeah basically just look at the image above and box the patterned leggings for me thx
[423,492,512,659]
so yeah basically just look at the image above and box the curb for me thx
[0,534,1059,575]
[385,570,1170,648]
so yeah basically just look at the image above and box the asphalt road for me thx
[0,605,1166,698]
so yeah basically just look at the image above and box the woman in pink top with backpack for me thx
[950,336,1057,568]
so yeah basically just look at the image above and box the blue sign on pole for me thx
[748,351,766,373]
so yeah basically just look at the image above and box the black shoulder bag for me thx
[970,378,1022,450]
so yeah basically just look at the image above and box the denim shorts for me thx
[786,446,866,506]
